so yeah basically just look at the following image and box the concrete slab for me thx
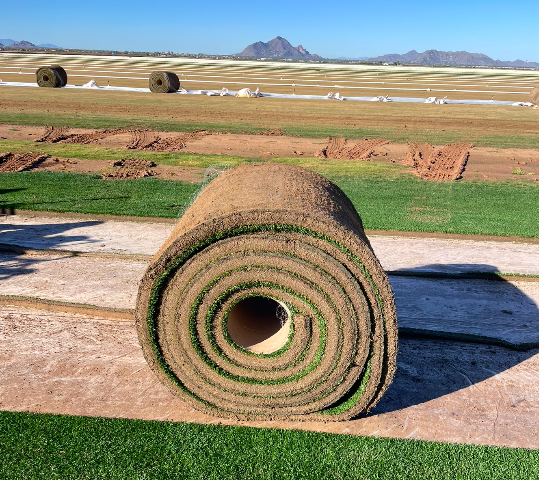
[392,275,539,346]
[0,252,145,309]
[1,215,538,275]
[1,252,538,345]
[1,306,537,449]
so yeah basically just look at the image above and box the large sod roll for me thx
[36,66,67,88]
[135,163,397,421]
[530,86,539,106]
[149,71,180,93]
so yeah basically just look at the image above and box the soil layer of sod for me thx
[135,163,397,421]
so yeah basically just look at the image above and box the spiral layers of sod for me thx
[135,163,397,421]
[36,66,67,88]
[149,71,180,93]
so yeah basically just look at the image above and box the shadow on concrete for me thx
[0,219,103,279]
[369,263,539,416]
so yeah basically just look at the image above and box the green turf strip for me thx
[0,411,537,480]
[1,171,538,238]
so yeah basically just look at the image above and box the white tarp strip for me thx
[0,81,517,105]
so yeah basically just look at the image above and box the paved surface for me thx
[1,214,539,447]
[1,214,538,275]
[1,306,537,449]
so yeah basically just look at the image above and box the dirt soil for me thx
[36,126,210,153]
[0,152,50,172]
[101,159,157,180]
[1,305,538,449]
[315,137,390,160]
[1,125,539,181]
[28,155,205,182]
[406,143,473,181]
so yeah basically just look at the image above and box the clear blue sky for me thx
[2,0,538,61]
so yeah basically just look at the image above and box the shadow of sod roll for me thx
[149,71,180,93]
[135,162,398,422]
[36,66,67,88]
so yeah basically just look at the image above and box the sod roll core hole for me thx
[226,297,291,354]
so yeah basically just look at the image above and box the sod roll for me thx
[530,86,539,106]
[36,66,67,88]
[149,71,180,93]
[135,163,397,421]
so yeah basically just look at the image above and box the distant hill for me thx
[9,40,37,49]
[236,37,322,60]
[0,39,60,49]
[366,49,539,68]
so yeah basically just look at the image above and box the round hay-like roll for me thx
[530,86,539,106]
[149,71,180,93]
[135,163,397,421]
[36,66,67,88]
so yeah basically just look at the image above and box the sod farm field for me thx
[1,53,539,477]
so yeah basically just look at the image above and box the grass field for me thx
[1,170,538,237]
[2,51,538,101]
[1,411,537,480]
[2,84,539,149]
[2,53,539,473]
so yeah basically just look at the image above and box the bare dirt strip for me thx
[1,305,538,449]
[1,125,538,181]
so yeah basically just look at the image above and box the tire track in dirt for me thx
[315,137,390,160]
[406,143,473,181]
[0,152,50,172]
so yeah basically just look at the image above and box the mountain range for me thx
[0,39,60,49]
[235,38,537,67]
[236,37,321,60]
[365,49,538,68]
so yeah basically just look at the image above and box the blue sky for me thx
[2,0,538,61]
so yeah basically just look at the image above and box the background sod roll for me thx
[36,66,67,88]
[531,86,539,106]
[135,163,397,421]
[149,71,180,93]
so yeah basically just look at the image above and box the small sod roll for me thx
[530,86,539,106]
[136,163,398,421]
[50,65,67,86]
[36,66,67,88]
[149,71,180,93]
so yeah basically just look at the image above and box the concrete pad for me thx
[1,306,537,449]
[1,215,538,275]
[0,252,145,309]
[1,252,538,345]
[370,235,539,276]
[392,275,539,346]
[0,215,174,255]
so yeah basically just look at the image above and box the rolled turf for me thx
[36,66,67,88]
[530,85,539,106]
[149,71,180,93]
[135,163,397,421]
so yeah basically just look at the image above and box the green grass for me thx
[1,170,537,238]
[1,411,536,480]
[331,174,539,237]
[0,172,200,218]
